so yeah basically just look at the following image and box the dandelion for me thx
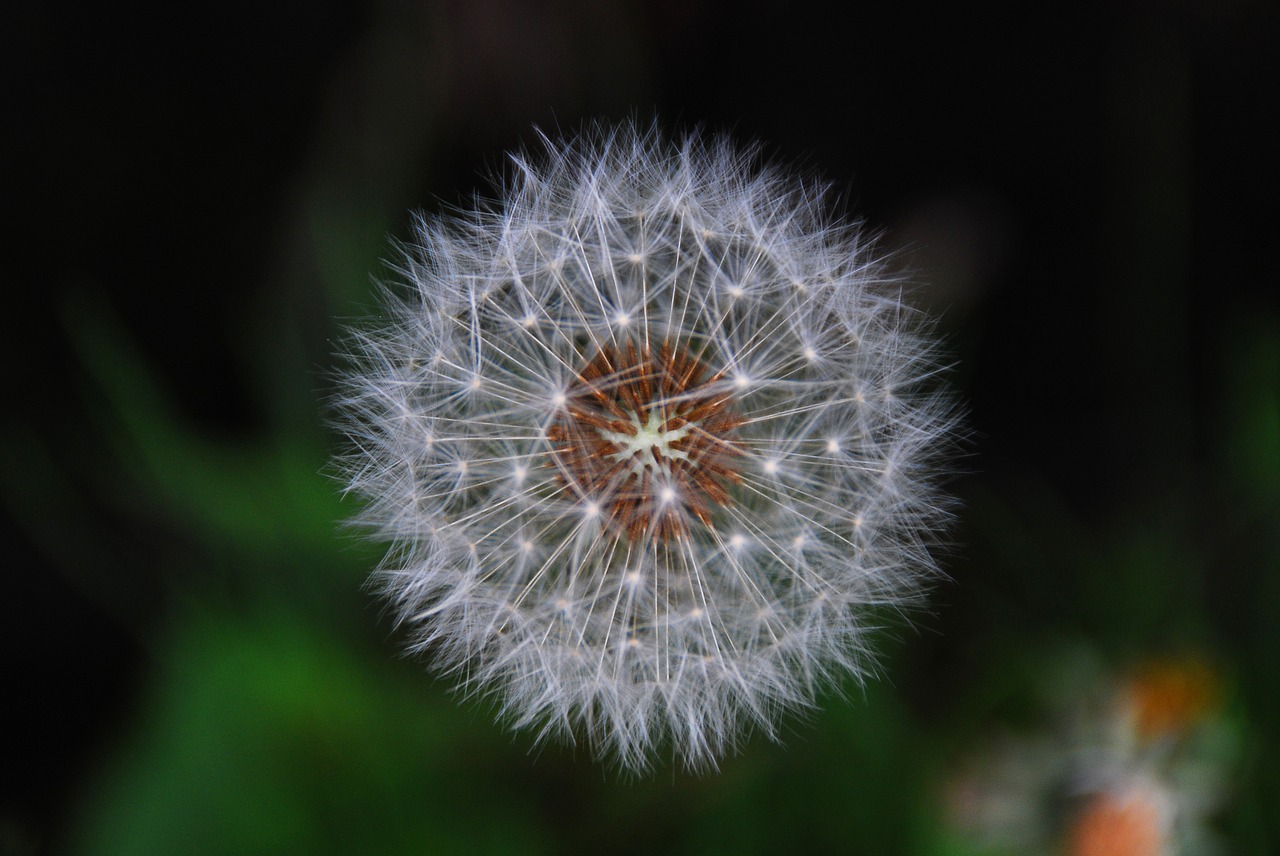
[334,121,959,771]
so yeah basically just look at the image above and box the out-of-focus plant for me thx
[941,652,1240,856]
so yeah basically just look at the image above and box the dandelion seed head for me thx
[334,120,961,772]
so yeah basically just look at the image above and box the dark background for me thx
[5,1,1278,853]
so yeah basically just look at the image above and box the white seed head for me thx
[334,121,960,772]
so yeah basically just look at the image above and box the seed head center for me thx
[599,410,694,473]
[547,340,744,541]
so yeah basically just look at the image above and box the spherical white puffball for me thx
[334,121,961,772]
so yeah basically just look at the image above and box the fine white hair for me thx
[334,120,960,772]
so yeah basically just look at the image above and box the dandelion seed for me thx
[334,121,960,772]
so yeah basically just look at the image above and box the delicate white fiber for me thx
[334,121,960,772]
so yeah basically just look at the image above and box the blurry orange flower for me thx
[1068,791,1166,856]
[1123,658,1219,741]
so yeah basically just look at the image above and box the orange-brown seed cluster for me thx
[547,340,744,541]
